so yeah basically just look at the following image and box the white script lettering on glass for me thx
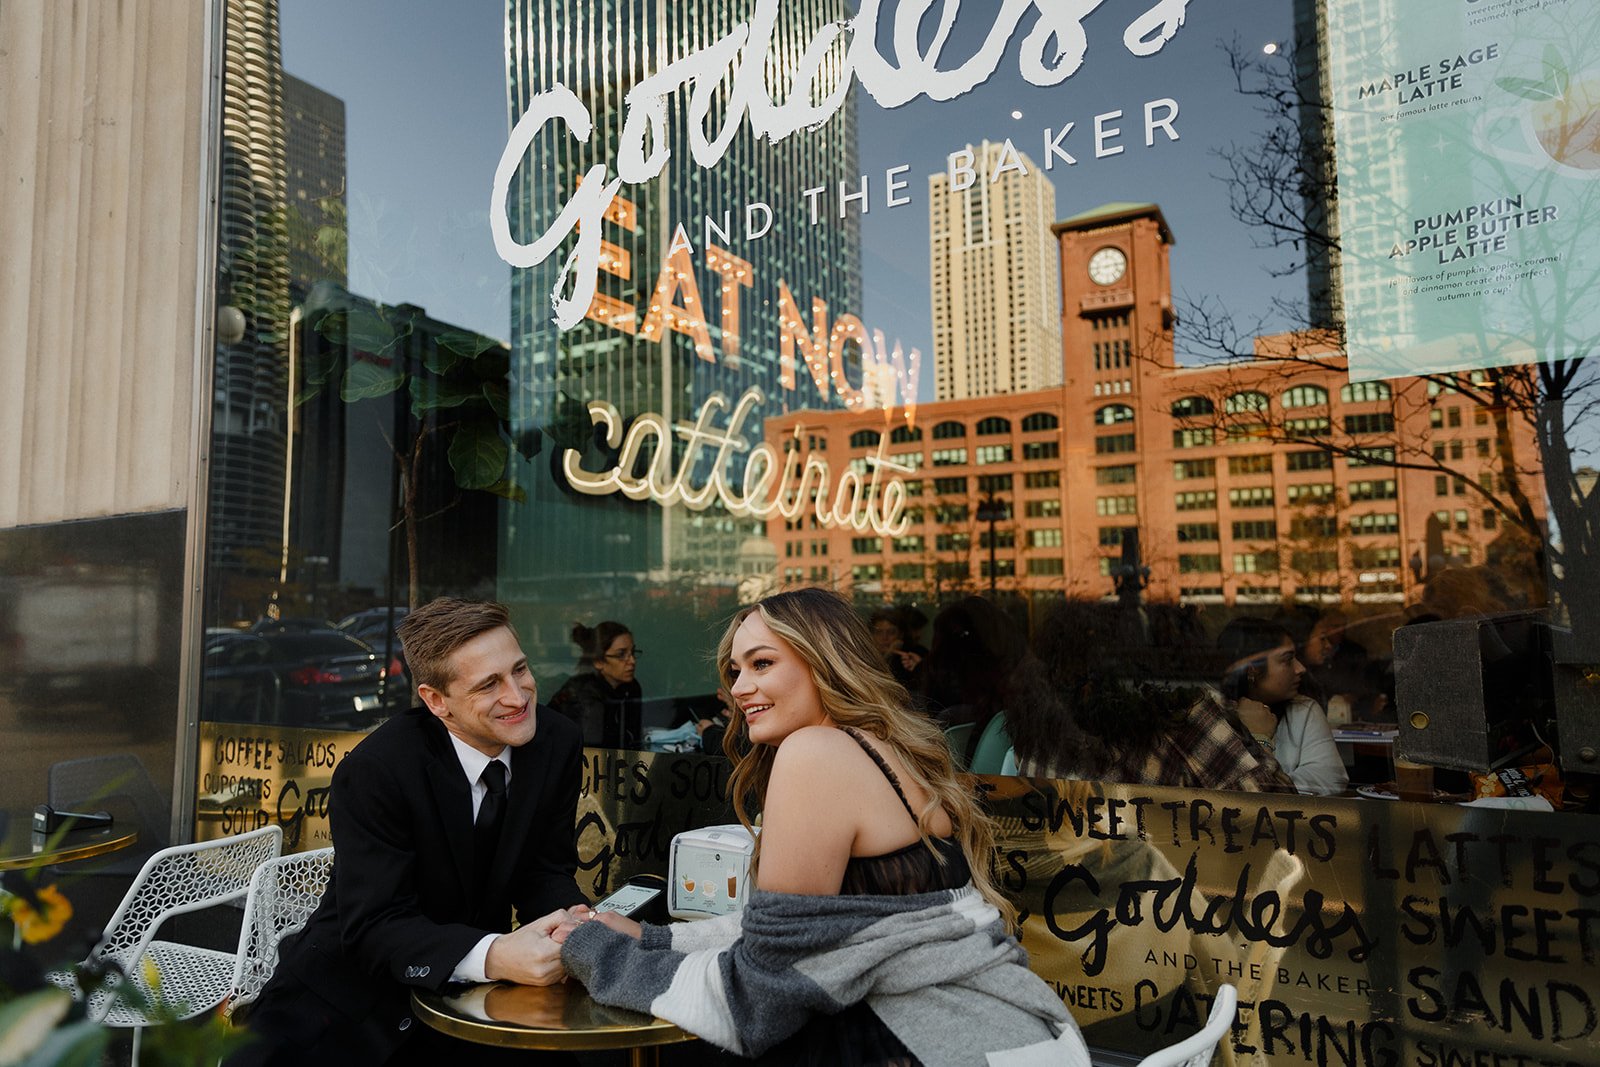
[561,387,913,536]
[491,0,1194,329]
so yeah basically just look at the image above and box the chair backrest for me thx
[1135,983,1238,1067]
[968,715,1013,775]
[89,826,283,973]
[942,723,975,770]
[228,846,334,1015]
[49,754,171,872]
[999,746,1018,776]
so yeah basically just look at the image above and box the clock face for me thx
[1088,247,1127,286]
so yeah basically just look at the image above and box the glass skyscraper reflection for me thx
[500,0,863,664]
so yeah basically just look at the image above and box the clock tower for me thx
[1050,202,1176,592]
[1052,202,1175,397]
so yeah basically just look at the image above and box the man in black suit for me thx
[236,598,589,1065]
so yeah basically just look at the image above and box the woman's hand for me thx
[549,907,642,944]
[1235,697,1278,737]
[593,911,643,939]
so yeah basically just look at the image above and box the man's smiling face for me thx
[418,626,537,755]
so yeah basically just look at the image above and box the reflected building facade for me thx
[929,140,1062,400]
[768,202,1545,608]
[501,0,863,656]
[210,0,291,621]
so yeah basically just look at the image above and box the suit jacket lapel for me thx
[421,719,475,896]
[492,720,551,892]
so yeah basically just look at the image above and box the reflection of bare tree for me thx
[1154,41,1600,636]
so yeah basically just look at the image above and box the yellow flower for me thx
[8,884,73,944]
[141,955,162,991]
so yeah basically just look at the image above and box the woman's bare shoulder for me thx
[770,724,873,781]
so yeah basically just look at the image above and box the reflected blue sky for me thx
[283,0,1299,398]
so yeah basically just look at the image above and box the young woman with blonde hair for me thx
[556,588,1087,1066]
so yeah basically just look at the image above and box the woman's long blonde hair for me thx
[716,588,1015,924]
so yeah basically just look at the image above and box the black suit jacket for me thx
[247,705,586,1064]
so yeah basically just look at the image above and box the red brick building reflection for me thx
[766,203,1544,607]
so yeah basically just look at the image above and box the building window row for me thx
[1094,339,1131,370]
[1345,412,1396,434]
[1097,433,1137,454]
[1228,486,1275,508]
[1096,464,1136,485]
[1096,495,1137,516]
[1168,381,1392,418]
[1349,479,1398,501]
[1235,551,1278,573]
[1350,513,1400,535]
[1286,450,1333,471]
[1232,520,1277,540]
[1287,482,1335,504]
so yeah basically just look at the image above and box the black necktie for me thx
[473,760,507,886]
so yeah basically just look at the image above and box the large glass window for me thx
[176,9,1600,1059]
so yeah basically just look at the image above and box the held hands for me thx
[485,906,592,986]
[550,909,643,945]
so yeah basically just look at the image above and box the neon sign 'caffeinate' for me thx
[562,387,914,537]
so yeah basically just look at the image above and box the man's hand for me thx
[485,907,588,985]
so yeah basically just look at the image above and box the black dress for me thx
[754,727,971,1067]
[547,672,641,749]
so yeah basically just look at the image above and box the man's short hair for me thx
[398,598,517,693]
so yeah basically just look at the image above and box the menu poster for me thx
[1325,0,1600,381]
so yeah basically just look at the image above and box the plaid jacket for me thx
[1021,690,1297,793]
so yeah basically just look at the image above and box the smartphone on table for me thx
[593,881,663,917]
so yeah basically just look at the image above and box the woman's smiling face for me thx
[727,612,830,747]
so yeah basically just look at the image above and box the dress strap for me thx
[840,725,918,822]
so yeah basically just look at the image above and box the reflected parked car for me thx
[203,629,407,728]
[336,607,410,690]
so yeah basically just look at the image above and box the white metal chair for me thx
[226,846,335,1017]
[49,825,282,1061]
[1135,983,1238,1067]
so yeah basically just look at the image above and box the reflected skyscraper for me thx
[501,0,863,648]
[929,140,1061,400]
[211,0,290,618]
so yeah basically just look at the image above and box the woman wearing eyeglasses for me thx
[549,621,643,749]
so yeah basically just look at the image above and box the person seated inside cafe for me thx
[553,589,1091,1066]
[1009,602,1296,793]
[548,619,642,748]
[1216,616,1348,796]
[232,597,589,1067]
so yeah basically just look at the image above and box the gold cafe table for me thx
[412,980,693,1066]
[0,809,139,871]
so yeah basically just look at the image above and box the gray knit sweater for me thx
[561,885,1089,1066]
